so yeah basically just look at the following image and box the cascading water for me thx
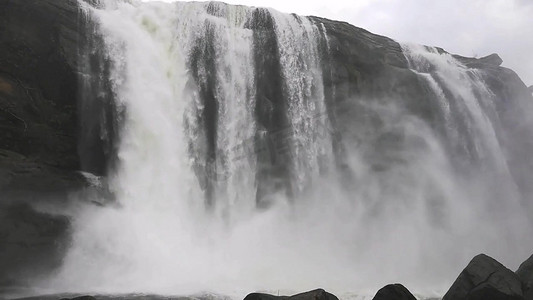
[42,1,533,298]
[268,10,333,190]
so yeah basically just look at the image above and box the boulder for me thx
[517,254,533,300]
[372,284,416,300]
[442,254,524,300]
[244,289,338,300]
[244,293,288,300]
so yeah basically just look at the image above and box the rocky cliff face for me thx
[1,0,532,293]
[0,0,86,288]
[0,0,86,197]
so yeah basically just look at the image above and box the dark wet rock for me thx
[0,0,80,162]
[15,294,228,300]
[60,297,97,300]
[0,203,70,287]
[443,254,524,300]
[244,293,288,300]
[517,254,533,300]
[0,0,108,285]
[289,289,338,300]
[372,284,416,300]
[244,289,338,300]
[0,0,86,192]
[0,149,86,199]
[0,0,115,183]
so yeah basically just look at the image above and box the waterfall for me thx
[44,1,533,298]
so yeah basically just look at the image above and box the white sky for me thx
[144,0,533,86]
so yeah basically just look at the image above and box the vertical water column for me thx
[269,11,334,192]
[175,2,258,219]
[99,2,199,213]
[54,2,209,291]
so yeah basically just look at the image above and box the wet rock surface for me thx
[443,254,524,300]
[0,0,81,172]
[0,203,70,288]
[0,0,88,287]
[517,254,533,300]
[372,284,416,300]
[244,289,338,300]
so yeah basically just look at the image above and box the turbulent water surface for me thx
[32,0,533,298]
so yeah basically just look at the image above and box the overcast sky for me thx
[144,0,533,86]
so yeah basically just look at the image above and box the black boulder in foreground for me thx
[443,254,524,300]
[244,289,338,300]
[372,284,416,300]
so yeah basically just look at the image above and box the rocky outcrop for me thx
[517,254,533,300]
[443,254,524,300]
[244,289,338,300]
[372,284,416,300]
